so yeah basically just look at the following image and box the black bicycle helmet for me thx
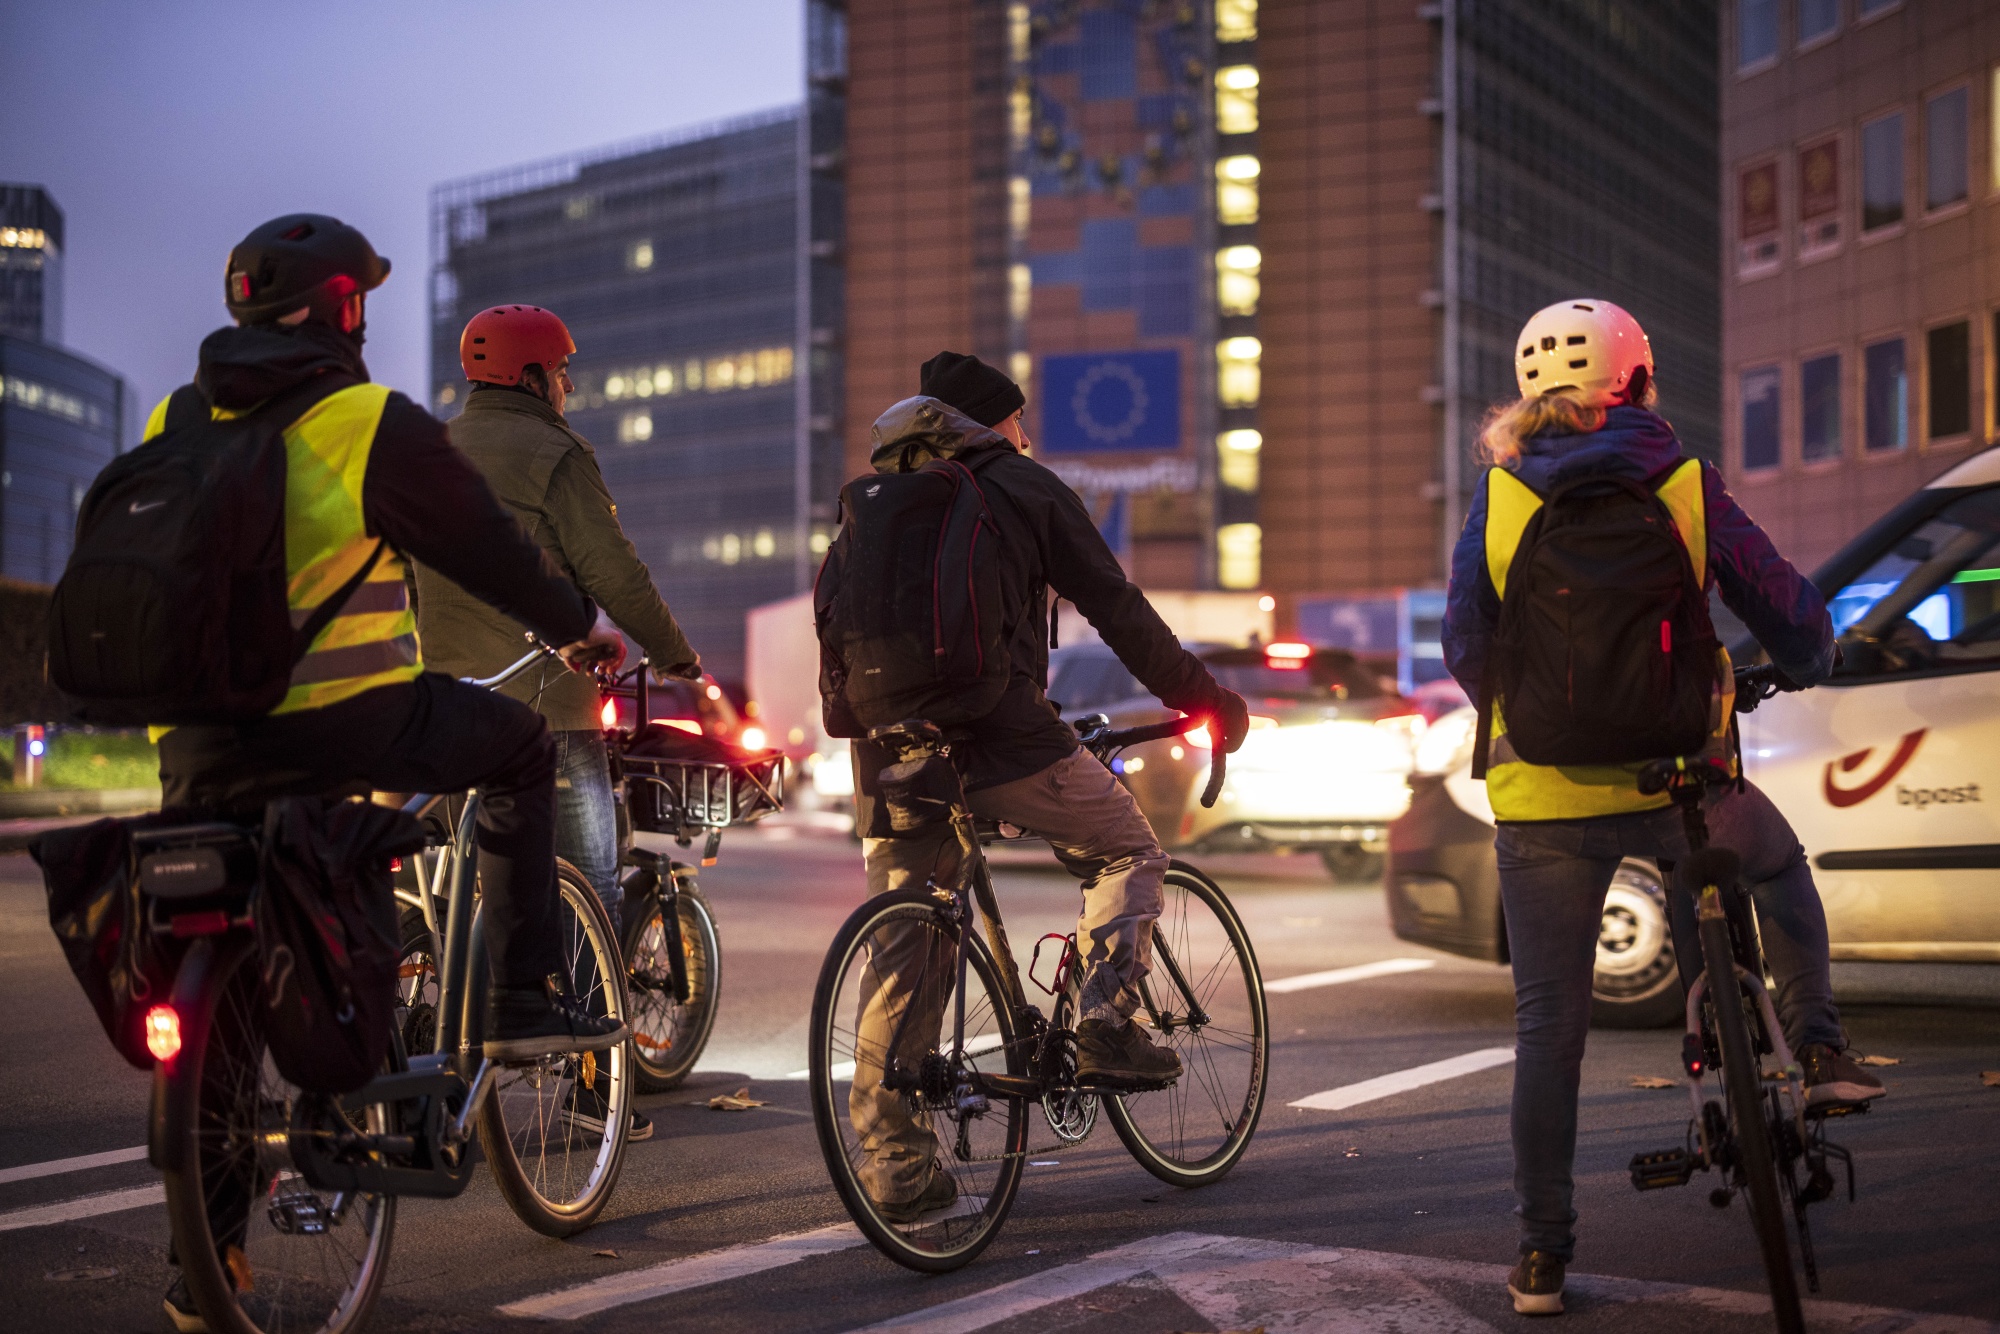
[224,213,390,325]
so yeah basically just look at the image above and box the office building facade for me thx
[1722,0,2000,571]
[841,0,1719,603]
[1,186,64,346]
[430,107,844,681]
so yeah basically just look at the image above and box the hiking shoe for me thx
[1076,1017,1182,1089]
[869,1164,958,1224]
[1801,1043,1887,1109]
[161,1273,210,1334]
[562,1082,654,1142]
[485,978,629,1062]
[1507,1250,1566,1316]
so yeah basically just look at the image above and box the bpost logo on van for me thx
[1821,729,1981,809]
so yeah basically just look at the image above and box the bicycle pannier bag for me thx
[257,798,426,1095]
[47,377,378,726]
[815,455,1010,734]
[1482,473,1718,767]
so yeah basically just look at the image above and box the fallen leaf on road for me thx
[1854,1054,1900,1067]
[593,1250,619,1259]
[1629,1076,1678,1089]
[1980,1071,2000,1087]
[708,1087,768,1111]
[44,1268,119,1282]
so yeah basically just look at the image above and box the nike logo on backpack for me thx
[128,500,166,514]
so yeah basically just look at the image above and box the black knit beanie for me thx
[919,350,1025,428]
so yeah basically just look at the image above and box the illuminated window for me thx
[1010,350,1033,387]
[809,528,833,555]
[1217,523,1261,590]
[1216,66,1259,135]
[600,347,791,401]
[752,528,777,559]
[564,195,594,222]
[1217,156,1260,225]
[1009,263,1032,322]
[1216,245,1261,317]
[1009,175,1032,235]
[617,410,653,444]
[1219,429,1261,491]
[0,227,48,249]
[1218,337,1261,408]
[1216,0,1256,43]
[436,385,456,407]
[628,239,655,271]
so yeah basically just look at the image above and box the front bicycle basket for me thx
[621,726,786,836]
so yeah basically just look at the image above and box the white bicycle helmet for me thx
[1513,298,1653,406]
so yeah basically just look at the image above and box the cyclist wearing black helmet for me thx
[147,214,628,1330]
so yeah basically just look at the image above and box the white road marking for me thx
[1265,956,1436,994]
[497,1223,865,1321]
[785,1029,1007,1081]
[0,1145,148,1186]
[0,1184,166,1232]
[1289,1046,1515,1111]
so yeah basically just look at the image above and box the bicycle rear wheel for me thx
[809,887,1027,1272]
[624,881,721,1091]
[1103,861,1269,1187]
[158,935,395,1334]
[478,859,633,1237]
[1701,908,1805,1334]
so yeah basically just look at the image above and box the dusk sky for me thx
[3,0,801,432]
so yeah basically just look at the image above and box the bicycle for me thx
[595,658,787,1090]
[151,642,633,1334]
[1626,663,1861,1334]
[807,713,1269,1272]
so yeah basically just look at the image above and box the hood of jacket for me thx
[1508,405,1686,493]
[869,395,1017,474]
[193,321,368,411]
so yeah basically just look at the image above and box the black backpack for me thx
[815,454,1011,735]
[48,376,380,727]
[1475,472,1719,771]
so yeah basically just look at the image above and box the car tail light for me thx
[146,1004,181,1062]
[1265,641,1312,670]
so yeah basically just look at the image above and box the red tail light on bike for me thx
[601,699,620,729]
[145,1004,182,1062]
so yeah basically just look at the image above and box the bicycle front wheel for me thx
[158,935,395,1334]
[1103,861,1269,1188]
[478,859,633,1237]
[1701,909,1804,1333]
[625,881,721,1091]
[808,887,1028,1273]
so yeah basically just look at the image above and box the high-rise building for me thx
[429,106,845,681]
[1721,0,2000,572]
[0,184,124,585]
[839,0,1720,606]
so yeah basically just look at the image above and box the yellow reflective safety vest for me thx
[142,383,421,716]
[1480,458,1733,821]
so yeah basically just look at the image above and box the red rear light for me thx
[601,699,619,729]
[1265,641,1311,670]
[146,1004,182,1062]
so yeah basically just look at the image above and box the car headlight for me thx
[1412,706,1477,775]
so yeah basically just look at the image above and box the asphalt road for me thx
[3,828,1998,1333]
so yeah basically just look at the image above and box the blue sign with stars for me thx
[1039,349,1181,453]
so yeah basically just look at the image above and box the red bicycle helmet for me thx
[460,305,576,385]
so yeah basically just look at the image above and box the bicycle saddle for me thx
[867,719,946,759]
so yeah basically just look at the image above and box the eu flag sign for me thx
[1040,349,1181,453]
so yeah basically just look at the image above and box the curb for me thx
[0,788,161,819]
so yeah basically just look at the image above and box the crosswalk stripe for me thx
[0,1145,148,1186]
[497,1223,865,1320]
[1288,1045,1515,1111]
[1265,956,1436,994]
[0,1183,166,1232]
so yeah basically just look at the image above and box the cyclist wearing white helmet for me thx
[1441,299,1884,1316]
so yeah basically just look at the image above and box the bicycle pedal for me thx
[1628,1147,1696,1191]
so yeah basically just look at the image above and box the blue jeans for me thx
[553,729,622,933]
[1495,779,1843,1262]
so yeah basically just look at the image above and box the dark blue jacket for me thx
[1442,406,1834,698]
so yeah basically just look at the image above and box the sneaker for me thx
[161,1273,210,1334]
[1800,1043,1887,1109]
[869,1163,958,1224]
[485,978,630,1062]
[562,1083,655,1142]
[1507,1250,1566,1316]
[1076,1017,1181,1089]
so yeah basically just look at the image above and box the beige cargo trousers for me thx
[850,746,1169,1204]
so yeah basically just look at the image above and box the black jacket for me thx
[829,397,1223,818]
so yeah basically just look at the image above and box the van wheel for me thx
[1590,859,1684,1029]
[1321,846,1385,884]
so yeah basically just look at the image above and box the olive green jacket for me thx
[414,387,697,732]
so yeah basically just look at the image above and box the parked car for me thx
[1387,445,2000,1026]
[1049,640,1423,880]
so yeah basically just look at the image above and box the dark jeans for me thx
[552,729,621,932]
[159,672,566,988]
[1495,779,1843,1262]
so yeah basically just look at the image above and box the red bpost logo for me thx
[1822,729,1927,808]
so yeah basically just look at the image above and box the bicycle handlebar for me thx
[1077,713,1229,810]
